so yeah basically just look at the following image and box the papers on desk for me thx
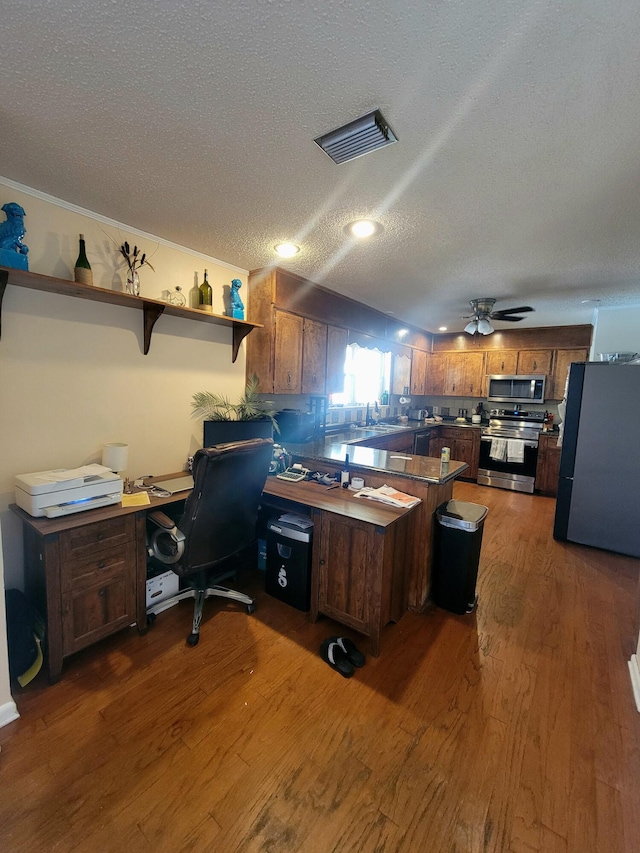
[121,491,150,507]
[352,485,421,509]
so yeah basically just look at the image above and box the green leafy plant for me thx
[191,375,279,431]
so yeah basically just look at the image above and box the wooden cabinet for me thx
[425,353,447,395]
[517,349,553,375]
[548,348,589,400]
[410,349,427,395]
[19,510,143,682]
[391,352,412,395]
[313,509,408,657]
[536,432,562,495]
[60,516,138,657]
[428,426,480,480]
[484,350,518,375]
[301,318,327,394]
[273,310,303,393]
[444,352,484,397]
[326,325,348,396]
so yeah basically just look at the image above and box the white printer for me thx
[15,464,124,518]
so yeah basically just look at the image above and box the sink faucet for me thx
[365,402,375,426]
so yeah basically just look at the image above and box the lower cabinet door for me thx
[62,541,137,655]
[316,514,375,636]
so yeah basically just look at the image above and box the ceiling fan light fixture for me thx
[464,320,478,335]
[477,317,494,335]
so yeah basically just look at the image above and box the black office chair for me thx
[146,437,273,646]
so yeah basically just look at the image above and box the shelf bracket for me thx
[232,322,252,363]
[0,269,7,341]
[142,302,166,354]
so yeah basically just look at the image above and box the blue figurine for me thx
[0,202,29,270]
[228,278,245,319]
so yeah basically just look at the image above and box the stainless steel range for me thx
[477,409,545,494]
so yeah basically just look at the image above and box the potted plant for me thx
[192,375,279,446]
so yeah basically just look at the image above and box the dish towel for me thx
[507,439,525,463]
[490,438,507,461]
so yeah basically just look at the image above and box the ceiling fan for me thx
[462,298,534,335]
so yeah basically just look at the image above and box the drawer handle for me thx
[98,561,106,569]
[97,533,105,541]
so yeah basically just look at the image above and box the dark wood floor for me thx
[1,482,639,852]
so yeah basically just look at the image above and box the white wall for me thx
[0,177,248,621]
[590,304,640,359]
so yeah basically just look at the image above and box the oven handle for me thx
[480,436,538,449]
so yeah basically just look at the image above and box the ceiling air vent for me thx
[314,109,397,164]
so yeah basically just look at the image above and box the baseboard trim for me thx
[0,698,19,728]
[628,655,640,713]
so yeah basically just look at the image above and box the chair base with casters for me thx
[145,437,273,647]
[146,574,256,647]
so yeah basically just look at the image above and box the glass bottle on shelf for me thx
[198,269,213,313]
[74,234,93,286]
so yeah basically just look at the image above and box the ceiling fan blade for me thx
[490,306,534,318]
[492,315,524,322]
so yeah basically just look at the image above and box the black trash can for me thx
[265,514,313,611]
[433,500,488,614]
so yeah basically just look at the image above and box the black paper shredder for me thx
[265,514,313,611]
[433,500,488,614]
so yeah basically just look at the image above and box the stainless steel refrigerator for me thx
[553,362,640,558]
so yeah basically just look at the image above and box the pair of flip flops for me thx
[319,636,366,678]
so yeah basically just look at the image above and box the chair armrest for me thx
[148,510,178,530]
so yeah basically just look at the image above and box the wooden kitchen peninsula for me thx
[284,433,469,619]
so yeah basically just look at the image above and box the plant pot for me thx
[203,418,274,448]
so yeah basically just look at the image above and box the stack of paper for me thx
[353,485,421,509]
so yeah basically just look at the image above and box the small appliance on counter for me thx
[274,409,316,443]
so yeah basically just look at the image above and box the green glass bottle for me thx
[74,234,93,286]
[198,269,213,313]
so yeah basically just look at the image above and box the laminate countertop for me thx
[285,435,468,485]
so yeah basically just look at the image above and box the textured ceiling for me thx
[3,0,640,333]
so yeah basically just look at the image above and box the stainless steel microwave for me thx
[487,374,546,404]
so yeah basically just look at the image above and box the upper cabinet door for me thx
[548,348,589,399]
[391,352,412,395]
[425,353,446,395]
[326,325,348,396]
[484,350,518,376]
[463,351,485,396]
[273,310,303,393]
[302,319,328,395]
[517,349,552,375]
[410,349,427,395]
[444,353,466,396]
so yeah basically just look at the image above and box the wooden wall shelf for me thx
[0,266,261,361]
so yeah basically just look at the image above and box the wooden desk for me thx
[10,486,186,683]
[11,473,416,681]
[262,477,416,656]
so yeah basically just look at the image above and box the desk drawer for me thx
[61,541,137,591]
[61,515,135,560]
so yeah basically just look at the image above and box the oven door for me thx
[477,436,539,493]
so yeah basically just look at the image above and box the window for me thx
[330,343,391,406]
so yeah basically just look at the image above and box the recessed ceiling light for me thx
[345,220,383,239]
[438,326,448,331]
[274,242,300,258]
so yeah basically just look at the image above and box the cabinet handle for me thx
[313,373,317,384]
[319,559,325,565]
[533,361,537,370]
[287,371,292,386]
[501,361,504,370]
[99,588,106,597]
[97,533,105,541]
[98,561,106,569]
